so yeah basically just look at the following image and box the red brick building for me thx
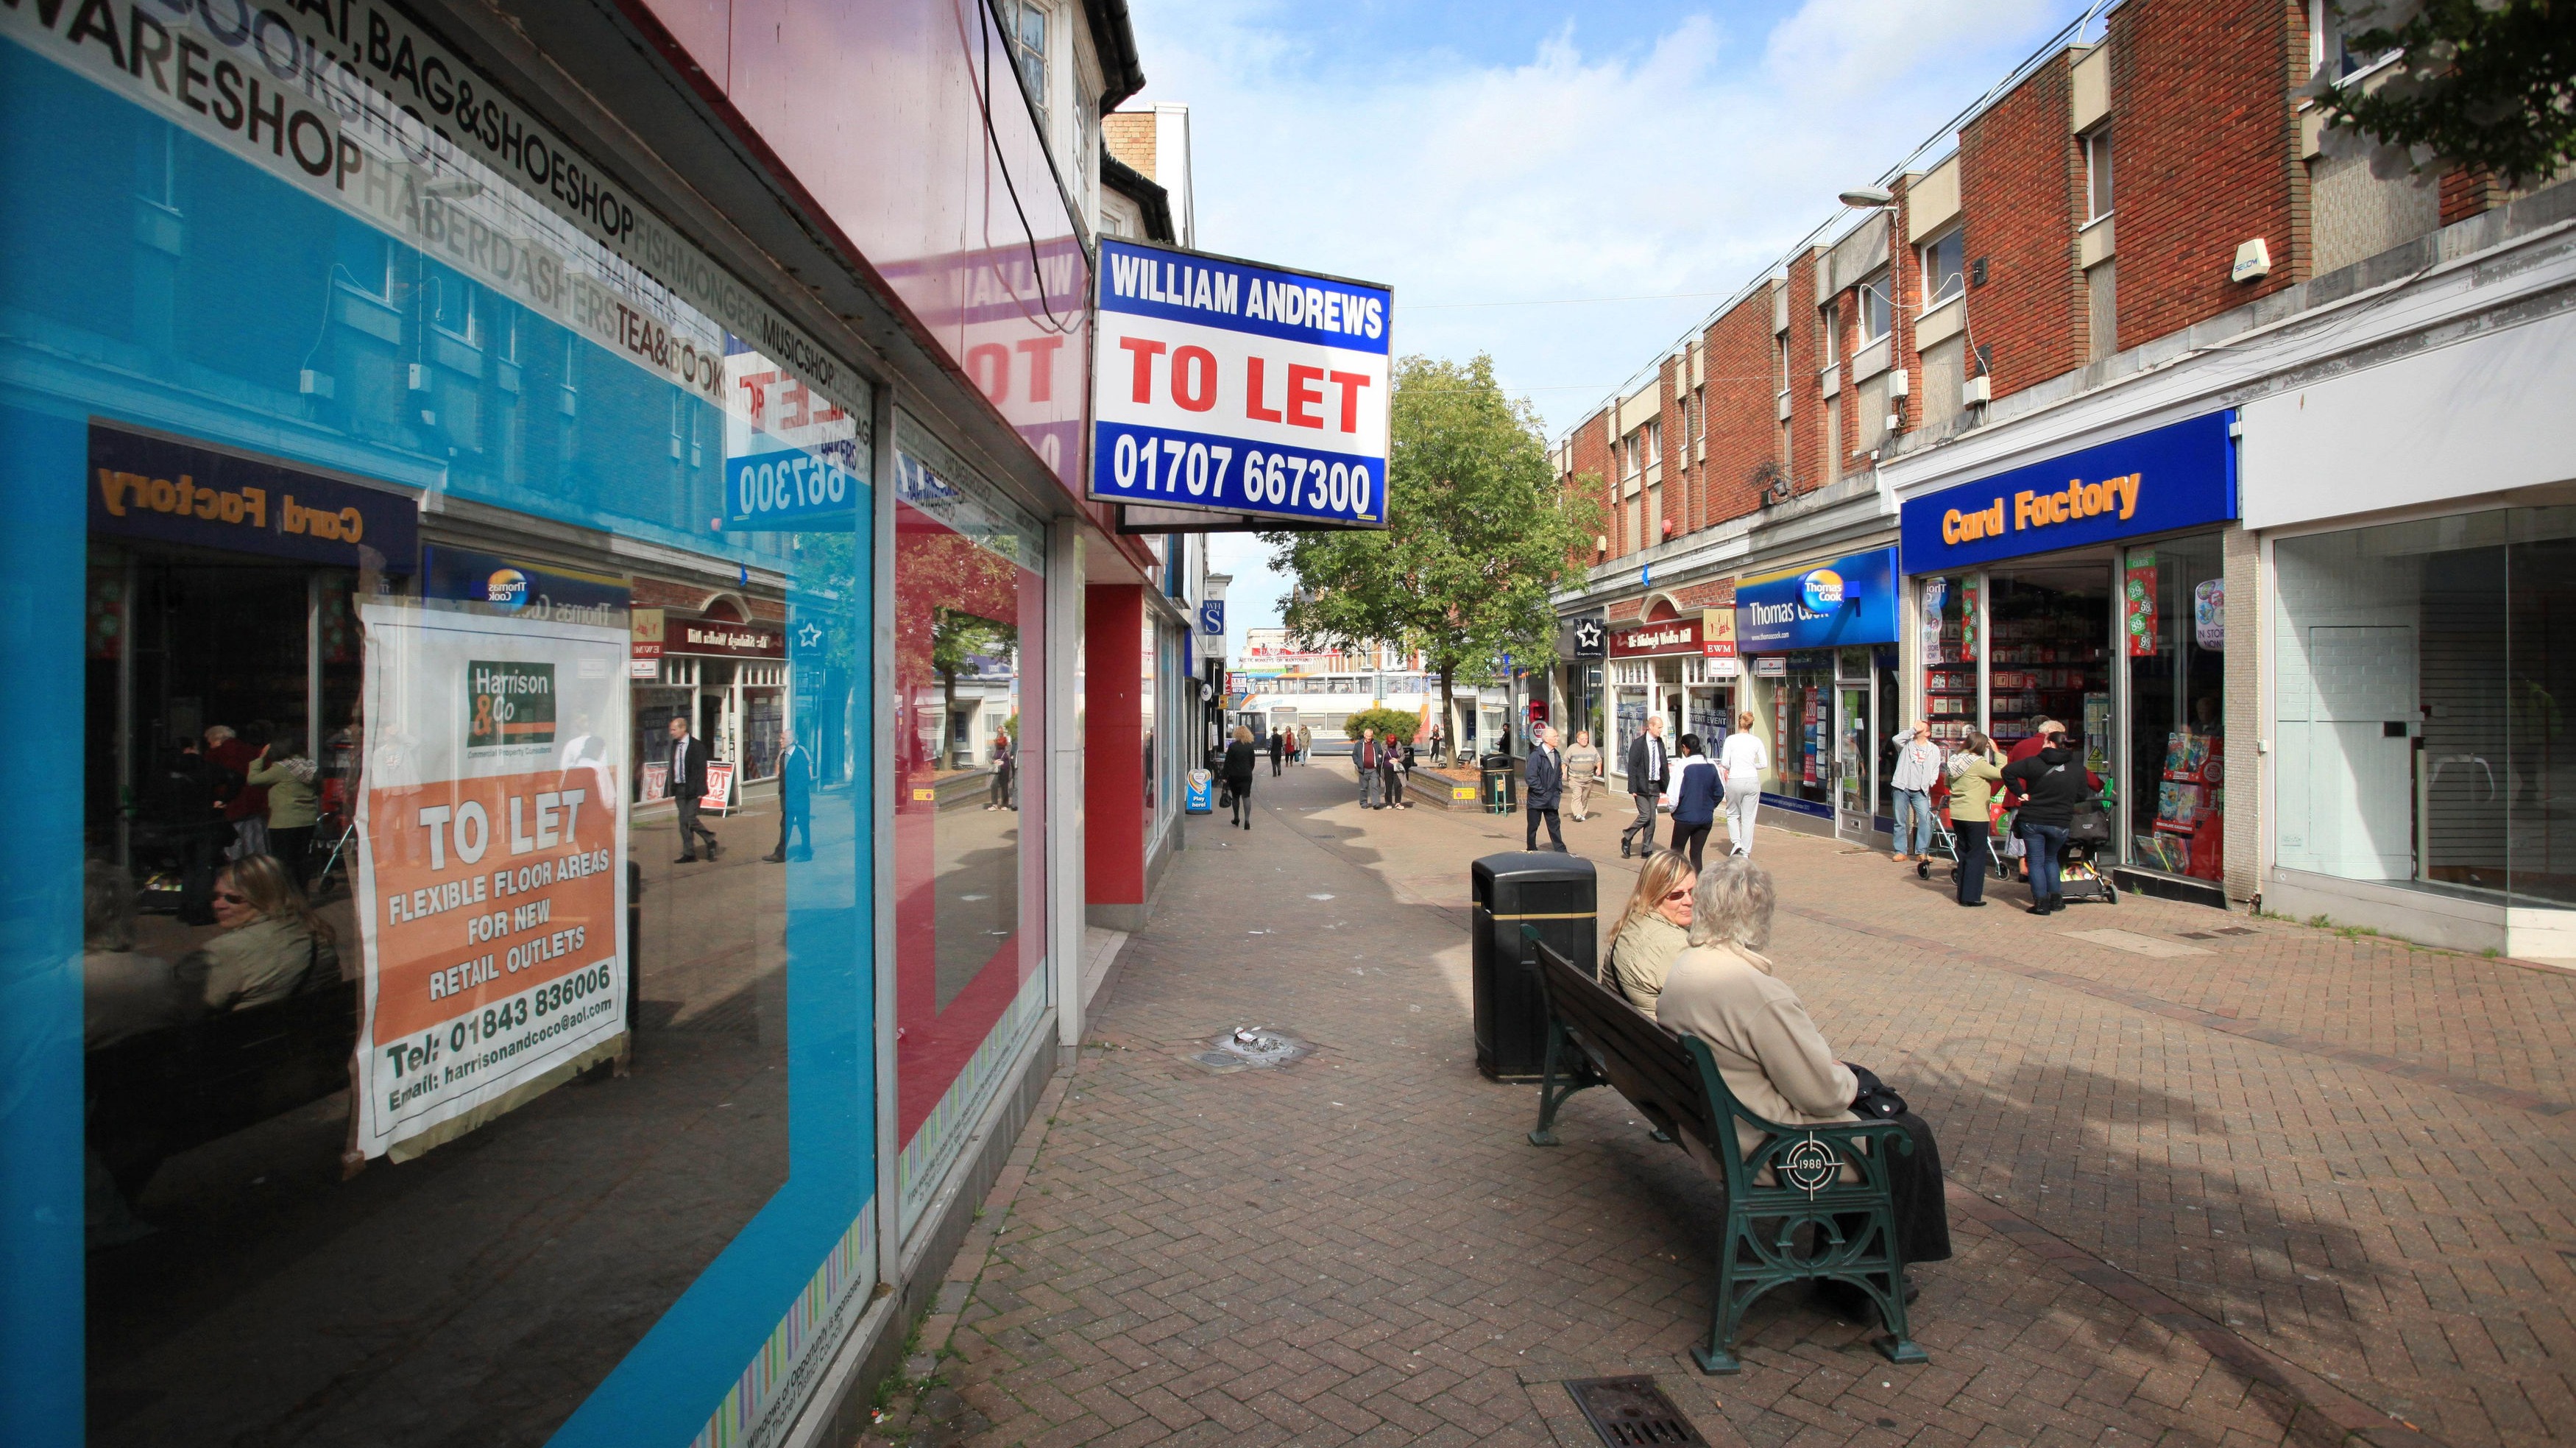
[1550,0,2561,911]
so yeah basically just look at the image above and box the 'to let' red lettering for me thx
[1286,364,1325,428]
[1245,358,1282,423]
[1118,336,1166,403]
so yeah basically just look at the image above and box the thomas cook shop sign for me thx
[1091,237,1392,529]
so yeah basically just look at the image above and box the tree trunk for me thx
[1439,664,1455,763]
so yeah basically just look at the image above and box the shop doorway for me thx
[1833,674,1874,841]
[88,545,362,888]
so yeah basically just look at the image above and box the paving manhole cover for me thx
[1188,1026,1312,1073]
[1565,1376,1708,1446]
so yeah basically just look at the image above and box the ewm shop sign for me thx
[1733,548,1899,651]
[1090,238,1392,529]
[1900,410,2237,572]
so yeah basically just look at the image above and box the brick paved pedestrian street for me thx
[876,763,2576,1448]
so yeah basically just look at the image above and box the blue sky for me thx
[1122,0,2107,656]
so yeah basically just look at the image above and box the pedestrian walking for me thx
[666,715,721,861]
[1524,725,1566,851]
[985,728,1013,810]
[1945,729,2005,907]
[1619,714,1669,859]
[1268,727,1284,777]
[1356,732,1382,808]
[1380,731,1410,808]
[2000,725,2099,914]
[1298,724,1312,765]
[1563,730,1602,820]
[1888,720,1943,863]
[1661,732,1721,869]
[766,727,813,861]
[1222,725,1259,830]
[1717,711,1769,856]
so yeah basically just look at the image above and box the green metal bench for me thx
[1524,928,1926,1372]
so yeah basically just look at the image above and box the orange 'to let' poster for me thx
[354,604,629,1160]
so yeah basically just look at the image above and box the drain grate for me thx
[2176,931,2219,940]
[1565,1376,1708,1447]
[2215,925,2257,936]
[1189,1026,1313,1073]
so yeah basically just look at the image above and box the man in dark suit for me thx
[667,716,721,862]
[1620,713,1669,859]
[1524,725,1567,851]
[765,726,812,863]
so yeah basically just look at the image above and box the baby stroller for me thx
[2053,794,2120,905]
[1919,792,2012,885]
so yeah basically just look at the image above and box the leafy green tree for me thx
[2312,1,2576,188]
[1269,354,1597,749]
[1341,706,1426,746]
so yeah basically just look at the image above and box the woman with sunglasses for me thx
[181,853,339,1013]
[1607,850,1696,1020]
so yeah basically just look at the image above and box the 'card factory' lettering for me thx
[1942,472,2142,545]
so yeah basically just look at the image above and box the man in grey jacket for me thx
[1620,714,1669,860]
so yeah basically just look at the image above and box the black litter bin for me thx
[1479,753,1519,814]
[1471,852,1597,1081]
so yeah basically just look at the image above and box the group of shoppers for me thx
[1354,730,1414,810]
[1884,715,2101,913]
[157,723,328,925]
[1517,712,1775,865]
[1604,850,1953,1298]
[1613,713,1769,868]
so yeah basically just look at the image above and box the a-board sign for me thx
[702,762,735,813]
[1090,238,1392,529]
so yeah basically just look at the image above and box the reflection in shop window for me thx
[31,28,874,1435]
[893,421,1047,1221]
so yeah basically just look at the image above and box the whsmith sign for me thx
[1090,238,1392,529]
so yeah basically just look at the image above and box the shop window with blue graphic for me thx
[4,24,885,1448]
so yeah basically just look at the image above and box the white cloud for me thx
[1130,0,2089,658]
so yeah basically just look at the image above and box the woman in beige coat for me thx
[1655,856,1953,1279]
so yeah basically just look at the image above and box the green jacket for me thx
[247,757,319,829]
[1947,749,2006,822]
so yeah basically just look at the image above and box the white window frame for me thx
[2084,128,2114,225]
[1918,227,1965,311]
[1856,269,1893,345]
[1003,0,1050,134]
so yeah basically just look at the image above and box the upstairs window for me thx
[1919,230,1964,310]
[1774,333,1790,395]
[1646,420,1662,466]
[1003,1,1050,133]
[1819,303,1839,368]
[2084,129,2114,222]
[1856,270,1892,345]
[2310,0,2396,81]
